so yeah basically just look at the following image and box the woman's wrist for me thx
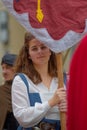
[48,98,60,107]
[48,99,54,107]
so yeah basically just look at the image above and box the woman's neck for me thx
[34,63,48,76]
[34,64,52,89]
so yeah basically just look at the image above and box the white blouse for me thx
[12,74,60,128]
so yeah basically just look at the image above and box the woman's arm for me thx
[12,76,51,128]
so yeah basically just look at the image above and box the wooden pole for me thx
[56,52,66,130]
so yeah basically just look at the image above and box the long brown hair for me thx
[14,32,57,84]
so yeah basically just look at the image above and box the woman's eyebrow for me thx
[31,46,37,48]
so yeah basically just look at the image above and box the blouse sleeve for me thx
[12,75,51,128]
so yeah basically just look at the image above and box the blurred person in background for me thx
[0,53,18,130]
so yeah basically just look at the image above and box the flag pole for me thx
[56,53,66,130]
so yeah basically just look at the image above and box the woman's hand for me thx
[48,88,66,107]
[58,99,67,112]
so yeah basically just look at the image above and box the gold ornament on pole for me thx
[36,0,44,23]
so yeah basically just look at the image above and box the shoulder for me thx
[12,73,35,89]
[0,84,5,88]
[14,73,31,81]
[12,74,28,93]
[0,83,9,91]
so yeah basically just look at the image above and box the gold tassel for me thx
[36,0,44,23]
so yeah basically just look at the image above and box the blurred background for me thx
[0,0,75,84]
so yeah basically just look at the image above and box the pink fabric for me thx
[67,35,87,130]
[14,0,87,40]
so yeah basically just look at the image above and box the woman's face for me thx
[28,38,51,66]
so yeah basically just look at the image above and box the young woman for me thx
[12,32,67,130]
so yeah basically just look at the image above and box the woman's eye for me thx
[41,46,47,50]
[32,48,38,51]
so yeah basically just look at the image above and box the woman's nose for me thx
[38,48,42,53]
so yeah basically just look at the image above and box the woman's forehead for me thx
[29,38,45,46]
